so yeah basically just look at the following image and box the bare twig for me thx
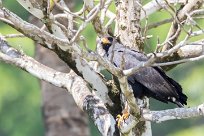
[153,54,204,67]
[146,18,173,30]
[100,0,113,24]
[70,3,102,43]
[0,7,70,47]
[141,0,188,20]
[53,0,84,20]
[162,0,203,51]
[1,34,25,38]
[0,6,124,80]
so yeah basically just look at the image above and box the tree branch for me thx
[162,0,203,51]
[141,0,188,20]
[178,40,204,58]
[0,5,121,109]
[0,37,116,135]
[0,7,123,77]
[115,0,143,50]
[143,103,204,123]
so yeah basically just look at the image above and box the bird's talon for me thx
[116,112,130,127]
[116,114,122,127]
[123,112,130,120]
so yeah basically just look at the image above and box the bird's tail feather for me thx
[153,67,188,106]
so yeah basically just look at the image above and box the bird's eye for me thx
[107,37,113,43]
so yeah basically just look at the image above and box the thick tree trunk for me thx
[35,46,89,136]
[115,0,152,135]
[32,1,89,135]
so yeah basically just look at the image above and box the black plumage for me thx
[99,37,187,107]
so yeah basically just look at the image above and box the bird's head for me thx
[100,36,113,53]
[97,36,115,57]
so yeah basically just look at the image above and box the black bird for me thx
[99,36,187,107]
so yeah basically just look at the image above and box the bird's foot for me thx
[116,109,130,127]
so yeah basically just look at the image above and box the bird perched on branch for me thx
[98,36,188,126]
[99,36,187,107]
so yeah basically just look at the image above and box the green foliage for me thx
[82,23,97,50]
[0,24,35,56]
[144,10,172,52]
[168,125,204,136]
[151,60,204,136]
[3,1,30,20]
[141,1,204,135]
[0,62,44,136]
[0,2,43,136]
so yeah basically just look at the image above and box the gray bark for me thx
[36,46,89,136]
[34,1,89,135]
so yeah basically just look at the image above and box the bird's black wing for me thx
[153,67,187,105]
[108,46,187,106]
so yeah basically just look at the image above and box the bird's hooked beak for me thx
[101,37,111,45]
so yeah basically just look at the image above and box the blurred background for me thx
[0,0,204,136]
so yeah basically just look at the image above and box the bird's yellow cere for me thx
[101,37,111,45]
